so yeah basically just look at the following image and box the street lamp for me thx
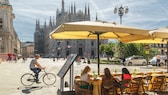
[114,5,129,24]
[114,5,128,59]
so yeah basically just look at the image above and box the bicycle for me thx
[20,70,56,86]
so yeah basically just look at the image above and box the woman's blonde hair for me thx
[81,66,91,76]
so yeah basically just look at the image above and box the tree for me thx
[100,43,115,58]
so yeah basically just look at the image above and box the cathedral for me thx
[0,0,21,57]
[34,0,107,58]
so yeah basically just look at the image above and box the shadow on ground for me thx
[17,85,56,94]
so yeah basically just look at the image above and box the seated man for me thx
[29,54,45,83]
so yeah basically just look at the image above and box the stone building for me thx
[0,0,21,56]
[21,42,34,58]
[34,0,107,58]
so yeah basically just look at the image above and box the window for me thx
[66,41,69,45]
[0,18,3,29]
[57,41,60,46]
[91,41,94,46]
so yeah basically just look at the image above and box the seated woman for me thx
[102,68,120,95]
[120,67,132,95]
[81,66,92,82]
[79,66,93,90]
[122,67,132,82]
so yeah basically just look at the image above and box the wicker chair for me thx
[101,79,119,95]
[129,77,143,94]
[143,73,152,91]
[74,80,93,95]
[150,75,166,94]
[119,79,131,95]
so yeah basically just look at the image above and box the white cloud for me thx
[9,0,168,42]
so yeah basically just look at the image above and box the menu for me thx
[57,54,78,78]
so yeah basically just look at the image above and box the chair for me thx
[156,71,164,74]
[150,75,166,94]
[165,73,168,89]
[75,75,81,79]
[143,73,152,91]
[136,72,144,76]
[74,80,93,95]
[129,77,143,94]
[119,79,131,95]
[101,79,119,95]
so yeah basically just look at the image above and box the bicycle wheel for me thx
[43,73,56,85]
[20,73,35,86]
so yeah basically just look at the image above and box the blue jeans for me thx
[31,68,41,81]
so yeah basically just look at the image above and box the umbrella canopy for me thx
[149,26,168,72]
[150,26,168,39]
[50,21,149,41]
[127,37,167,44]
[50,21,149,74]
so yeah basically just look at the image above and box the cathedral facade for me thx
[34,0,107,58]
[0,0,21,56]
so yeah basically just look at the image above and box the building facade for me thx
[34,0,107,58]
[0,0,21,56]
[21,42,34,58]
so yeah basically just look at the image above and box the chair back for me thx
[102,79,115,88]
[120,79,131,88]
[136,72,144,76]
[74,80,93,95]
[77,80,90,87]
[152,75,165,90]
[156,71,164,74]
[130,77,143,94]
[102,78,118,95]
[120,79,131,95]
[75,75,81,79]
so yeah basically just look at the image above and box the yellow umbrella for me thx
[127,37,166,44]
[50,21,149,74]
[51,21,149,40]
[149,26,168,72]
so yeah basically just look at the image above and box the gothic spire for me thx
[44,19,46,28]
[71,2,73,14]
[61,0,65,13]
[35,19,38,32]
[96,13,98,21]
[0,0,10,5]
[85,4,87,15]
[53,16,55,26]
[88,4,90,16]
[74,2,76,14]
[35,19,40,32]
[49,16,53,29]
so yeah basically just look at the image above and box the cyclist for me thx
[29,54,45,83]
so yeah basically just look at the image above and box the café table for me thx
[91,77,102,95]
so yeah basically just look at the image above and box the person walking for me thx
[156,55,161,66]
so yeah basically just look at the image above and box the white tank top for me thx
[81,74,88,81]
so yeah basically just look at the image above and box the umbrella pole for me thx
[97,33,100,75]
[167,41,168,73]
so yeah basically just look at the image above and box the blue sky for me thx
[10,0,168,42]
